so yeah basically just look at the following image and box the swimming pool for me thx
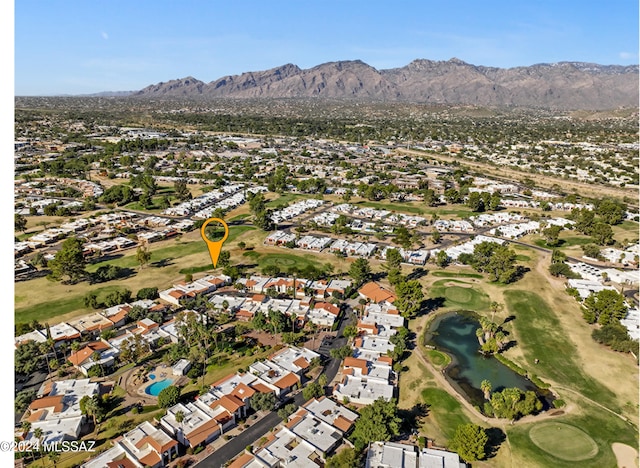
[149,373,156,380]
[145,379,173,396]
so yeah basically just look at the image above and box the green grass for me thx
[426,349,451,368]
[528,423,598,461]
[355,200,426,215]
[515,254,531,261]
[257,252,327,273]
[179,265,215,275]
[534,236,593,249]
[86,226,255,272]
[229,213,250,221]
[429,279,490,311]
[430,271,483,279]
[15,285,127,324]
[265,193,310,209]
[507,398,637,468]
[503,290,621,413]
[426,207,473,217]
[243,250,262,259]
[421,388,471,441]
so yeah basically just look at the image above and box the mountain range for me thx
[131,58,638,110]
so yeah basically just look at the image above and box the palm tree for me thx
[175,410,185,437]
[33,427,43,447]
[91,350,103,377]
[59,342,69,364]
[39,342,52,378]
[495,331,507,351]
[48,450,60,467]
[481,380,492,400]
[19,421,33,462]
[475,327,485,346]
[490,301,504,323]
[20,421,31,436]
[84,397,101,434]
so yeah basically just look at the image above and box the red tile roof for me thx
[68,341,110,366]
[29,395,64,413]
[358,282,397,303]
[274,372,300,390]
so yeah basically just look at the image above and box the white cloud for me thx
[619,52,637,60]
[101,31,109,40]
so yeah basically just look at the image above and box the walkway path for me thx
[414,339,584,429]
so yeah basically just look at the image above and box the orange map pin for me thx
[200,218,229,268]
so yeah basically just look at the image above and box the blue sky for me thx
[13,1,640,95]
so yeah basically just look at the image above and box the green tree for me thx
[590,222,614,246]
[480,380,492,400]
[448,423,488,462]
[444,188,461,204]
[250,391,276,411]
[158,385,181,408]
[424,188,439,207]
[343,325,359,339]
[394,280,424,319]
[595,198,626,225]
[582,243,602,259]
[326,448,360,468]
[277,403,298,421]
[302,381,324,400]
[488,192,501,211]
[137,287,159,300]
[254,209,275,231]
[435,250,450,267]
[466,192,485,212]
[47,237,86,283]
[136,244,152,269]
[489,388,541,419]
[394,226,413,249]
[431,229,441,244]
[385,248,403,271]
[330,345,353,361]
[174,179,192,201]
[349,258,372,286]
[572,208,595,235]
[350,398,402,451]
[592,322,639,353]
[470,241,518,284]
[218,250,231,268]
[582,289,628,325]
[15,213,27,232]
[542,225,563,247]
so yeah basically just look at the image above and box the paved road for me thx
[197,305,355,467]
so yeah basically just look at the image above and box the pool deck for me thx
[137,364,174,397]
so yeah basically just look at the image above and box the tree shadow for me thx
[88,253,123,264]
[371,271,386,282]
[419,297,445,315]
[501,340,518,352]
[406,267,428,281]
[398,402,429,434]
[181,390,200,402]
[513,266,530,282]
[151,258,174,268]
[485,427,506,459]
[502,315,516,325]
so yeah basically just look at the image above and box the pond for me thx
[426,311,553,409]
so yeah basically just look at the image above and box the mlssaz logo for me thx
[42,441,96,452]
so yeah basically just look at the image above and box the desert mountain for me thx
[133,58,639,109]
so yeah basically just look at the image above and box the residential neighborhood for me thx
[12,94,639,468]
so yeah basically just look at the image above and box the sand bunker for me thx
[612,443,639,468]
